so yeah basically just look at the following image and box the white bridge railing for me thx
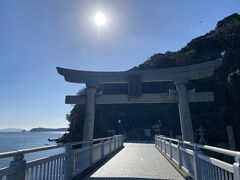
[0,135,123,180]
[155,135,240,180]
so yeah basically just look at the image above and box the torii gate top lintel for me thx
[57,58,222,85]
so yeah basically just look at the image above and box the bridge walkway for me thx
[82,143,185,180]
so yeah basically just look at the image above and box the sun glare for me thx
[95,12,106,26]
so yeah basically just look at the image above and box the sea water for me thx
[0,132,66,168]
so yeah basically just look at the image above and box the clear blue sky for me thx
[0,0,239,130]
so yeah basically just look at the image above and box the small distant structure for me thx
[169,130,173,138]
[197,125,207,144]
[150,124,160,135]
[226,125,236,150]
[144,129,151,137]
[221,50,226,57]
[107,129,115,136]
[176,135,182,141]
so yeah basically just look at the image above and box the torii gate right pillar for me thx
[175,80,194,142]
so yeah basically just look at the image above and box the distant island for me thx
[0,127,68,132]
[0,128,26,132]
[29,127,68,132]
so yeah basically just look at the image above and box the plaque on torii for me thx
[57,59,222,142]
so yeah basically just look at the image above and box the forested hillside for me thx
[62,13,240,149]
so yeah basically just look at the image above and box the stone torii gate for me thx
[57,59,222,142]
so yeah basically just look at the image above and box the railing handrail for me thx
[155,135,240,180]
[0,135,122,159]
[155,135,179,143]
[155,135,240,157]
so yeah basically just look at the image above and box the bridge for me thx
[1,59,239,179]
[0,135,240,180]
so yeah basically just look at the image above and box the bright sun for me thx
[95,12,106,26]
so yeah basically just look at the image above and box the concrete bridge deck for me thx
[83,143,185,180]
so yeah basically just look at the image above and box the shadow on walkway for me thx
[124,140,154,144]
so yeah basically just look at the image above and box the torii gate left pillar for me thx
[82,83,96,141]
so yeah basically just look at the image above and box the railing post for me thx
[101,140,104,158]
[109,138,111,153]
[90,142,94,164]
[164,139,167,154]
[118,136,121,148]
[233,153,240,180]
[177,141,182,168]
[154,136,156,147]
[8,152,26,180]
[121,135,123,147]
[117,136,120,148]
[193,146,201,180]
[122,135,124,146]
[160,138,162,150]
[114,136,117,150]
[169,140,172,159]
[115,136,118,149]
[64,145,74,180]
[118,136,121,147]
